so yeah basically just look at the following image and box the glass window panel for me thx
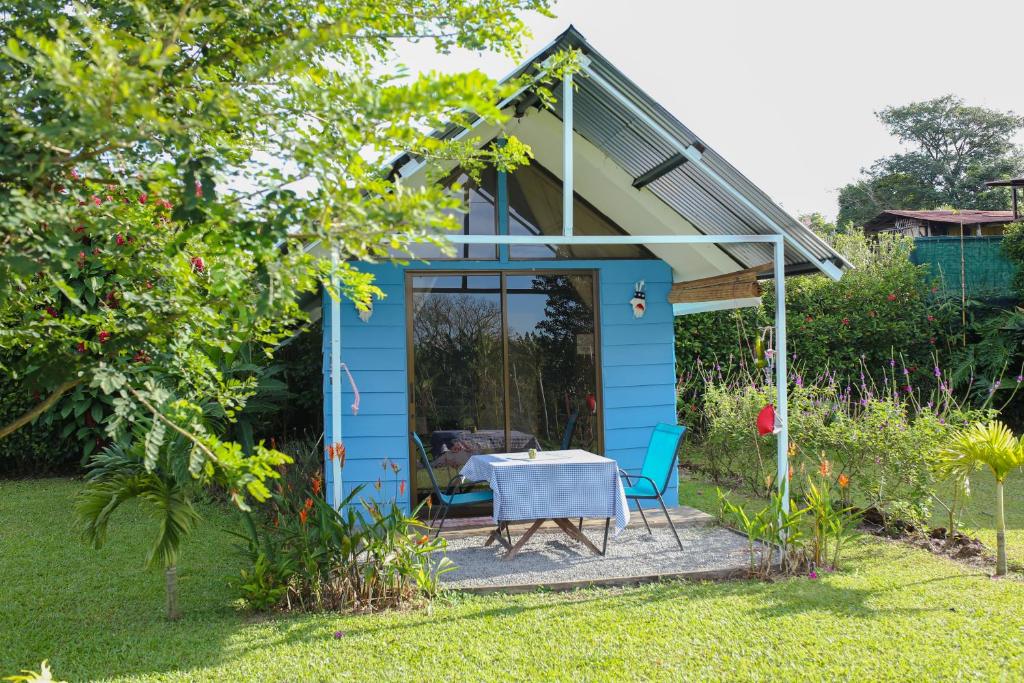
[405,169,498,261]
[507,164,654,260]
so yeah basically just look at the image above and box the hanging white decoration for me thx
[357,300,373,323]
[630,280,646,318]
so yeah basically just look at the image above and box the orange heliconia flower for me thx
[299,509,308,525]
[788,465,794,481]
[304,497,313,511]
[416,534,429,546]
[838,473,850,489]
[819,459,831,478]
[311,475,322,495]
[399,480,406,496]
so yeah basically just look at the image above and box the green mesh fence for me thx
[911,236,1019,300]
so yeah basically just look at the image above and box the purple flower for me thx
[933,367,941,377]
[1017,375,1024,383]
[795,376,803,387]
[808,570,818,580]
[902,367,910,376]
[889,359,896,368]
[334,630,345,639]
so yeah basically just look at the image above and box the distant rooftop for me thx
[865,209,1016,228]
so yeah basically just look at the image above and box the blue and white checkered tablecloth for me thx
[460,449,630,532]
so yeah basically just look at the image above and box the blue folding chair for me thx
[620,423,686,550]
[411,432,493,537]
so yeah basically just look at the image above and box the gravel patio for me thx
[437,506,756,592]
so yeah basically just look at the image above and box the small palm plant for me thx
[939,421,1024,576]
[76,440,201,619]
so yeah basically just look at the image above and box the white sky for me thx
[397,0,1024,220]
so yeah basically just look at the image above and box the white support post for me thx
[562,70,573,236]
[329,247,343,510]
[773,237,790,513]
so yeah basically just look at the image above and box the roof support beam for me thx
[580,64,844,282]
[562,70,574,236]
[632,153,689,189]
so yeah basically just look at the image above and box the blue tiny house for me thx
[320,27,850,516]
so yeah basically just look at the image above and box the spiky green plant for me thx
[940,421,1024,576]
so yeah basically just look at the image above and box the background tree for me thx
[837,95,1024,226]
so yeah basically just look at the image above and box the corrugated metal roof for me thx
[543,27,849,274]
[392,25,851,277]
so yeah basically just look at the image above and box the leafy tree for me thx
[838,95,1024,226]
[1,0,564,615]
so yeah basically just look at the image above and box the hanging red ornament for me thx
[756,404,776,436]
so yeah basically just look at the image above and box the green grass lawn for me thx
[3,478,1023,682]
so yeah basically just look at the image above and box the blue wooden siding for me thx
[323,258,678,512]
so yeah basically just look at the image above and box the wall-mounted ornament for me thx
[630,280,646,318]
[357,300,373,323]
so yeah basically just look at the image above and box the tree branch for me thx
[125,385,218,463]
[0,378,82,440]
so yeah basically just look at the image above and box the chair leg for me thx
[635,501,652,535]
[656,492,683,551]
[434,504,450,538]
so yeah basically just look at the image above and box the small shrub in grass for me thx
[232,472,453,612]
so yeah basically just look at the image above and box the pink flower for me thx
[190,256,205,272]
[115,233,126,246]
[91,195,102,206]
[194,181,203,198]
[138,193,148,204]
[808,570,818,579]
[887,293,897,302]
[841,318,850,326]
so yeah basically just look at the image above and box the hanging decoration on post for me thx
[756,404,778,436]
[630,280,646,318]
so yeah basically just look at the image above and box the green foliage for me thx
[0,372,74,477]
[837,95,1024,226]
[232,476,452,613]
[676,232,947,398]
[1004,221,1024,298]
[691,369,990,529]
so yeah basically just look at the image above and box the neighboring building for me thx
[318,26,851,515]
[863,209,1016,237]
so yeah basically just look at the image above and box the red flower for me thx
[91,195,102,206]
[304,497,313,511]
[138,193,148,204]
[45,306,58,318]
[72,225,85,234]
[311,475,322,495]
[927,315,935,322]
[190,256,205,273]
[399,480,406,496]
[157,198,172,210]
[92,247,101,256]
[97,331,111,344]
[841,318,850,326]
[929,337,936,345]
[804,315,814,323]
[115,233,126,246]
[75,342,86,353]
[104,291,119,308]
[194,181,203,198]
[887,293,897,302]
[132,350,150,363]
[77,251,86,264]
[299,509,308,525]
[70,169,80,180]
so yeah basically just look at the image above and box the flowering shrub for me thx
[688,358,992,527]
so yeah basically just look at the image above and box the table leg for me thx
[503,520,545,560]
[486,523,513,550]
[553,518,603,556]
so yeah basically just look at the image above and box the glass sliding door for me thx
[409,274,505,508]
[505,273,599,454]
[408,270,602,513]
